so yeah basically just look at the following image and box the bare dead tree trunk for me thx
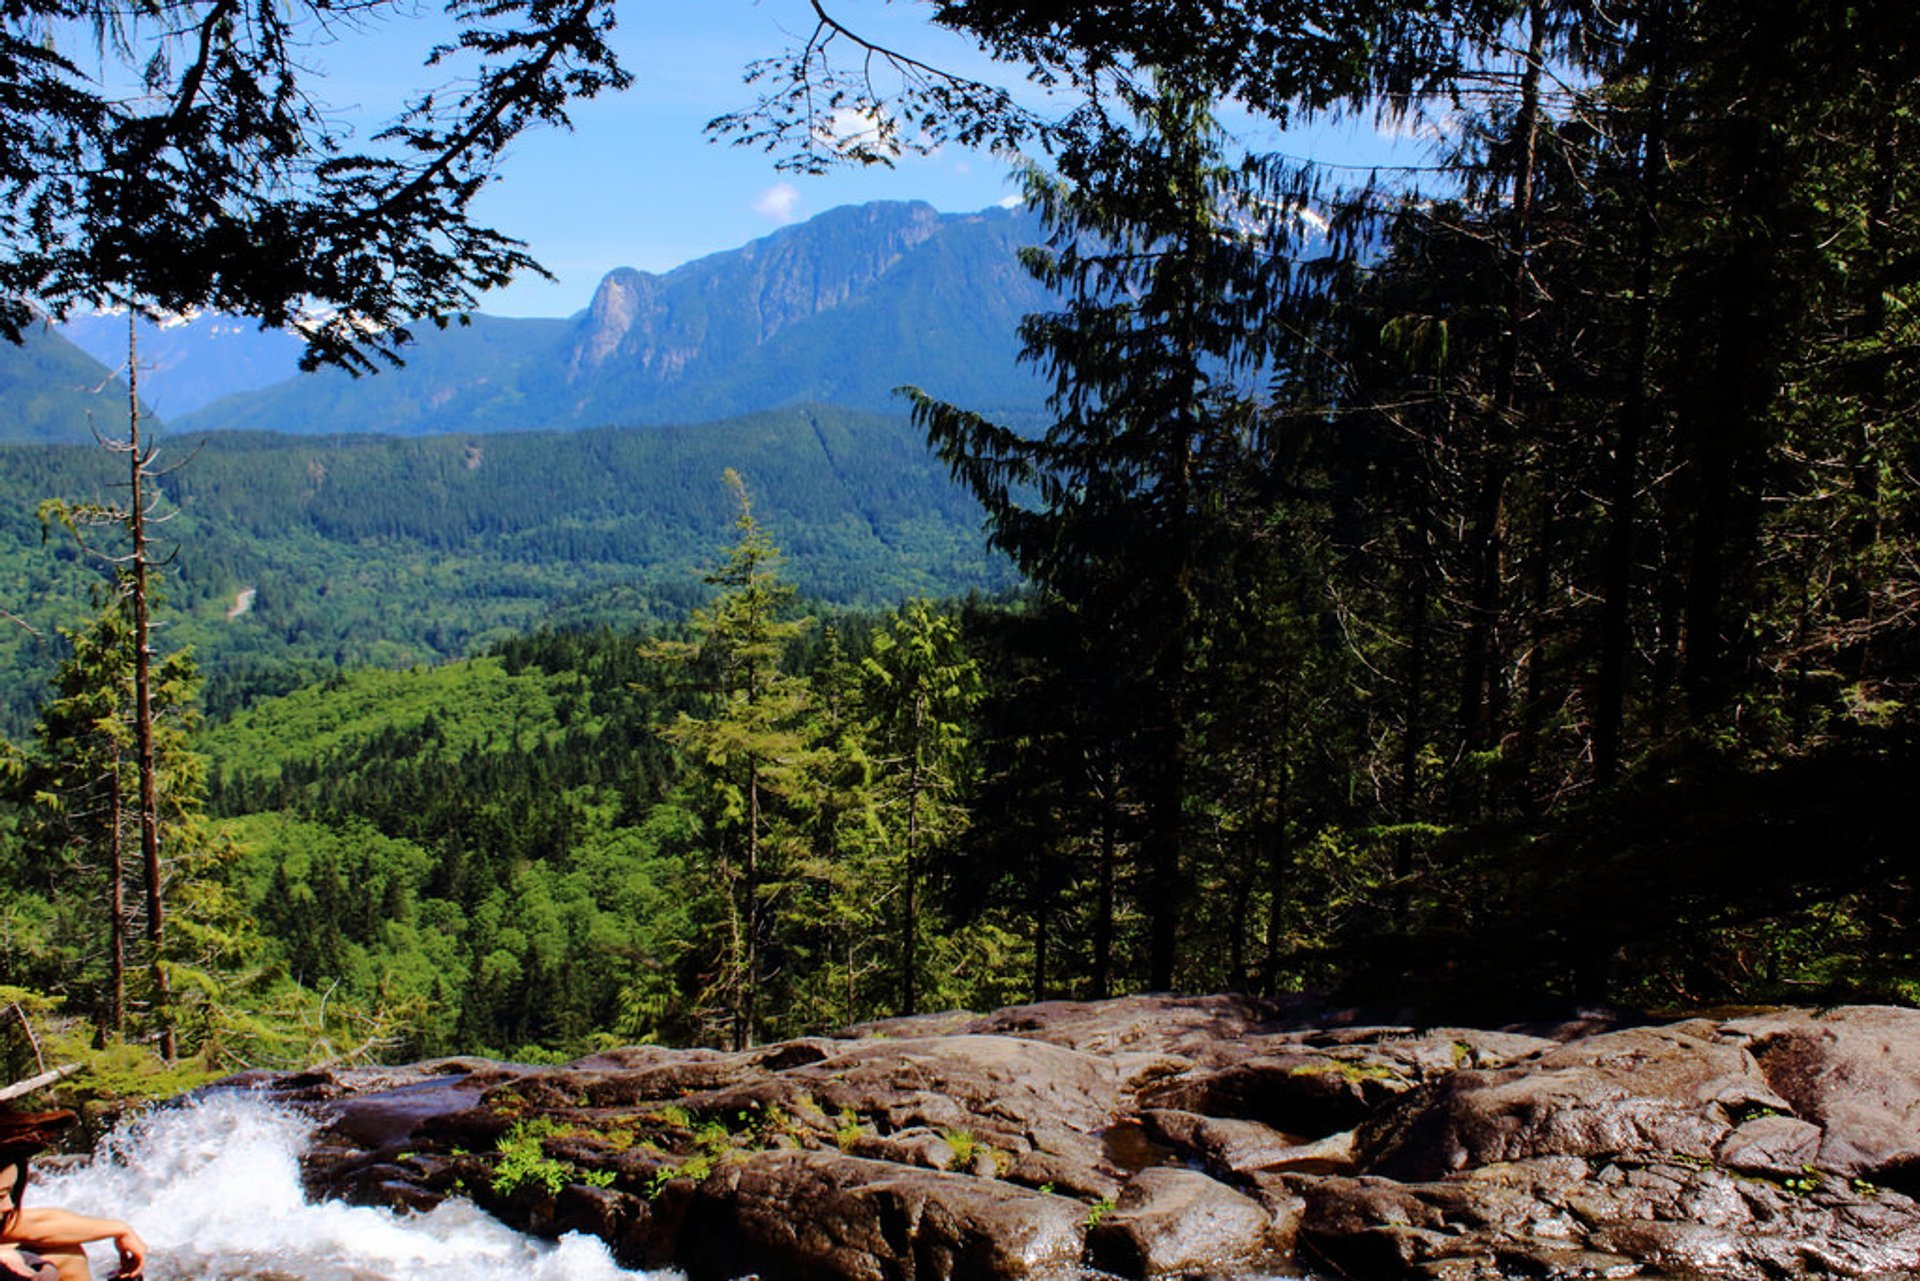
[108,763,126,1044]
[126,318,175,1062]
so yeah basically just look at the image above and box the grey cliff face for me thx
[566,201,950,382]
[155,199,1051,437]
[573,268,664,373]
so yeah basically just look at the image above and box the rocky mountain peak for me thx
[573,267,663,374]
[565,200,955,380]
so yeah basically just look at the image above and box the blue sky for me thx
[309,1,1416,318]
[306,0,1029,317]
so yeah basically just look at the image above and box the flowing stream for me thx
[35,1093,675,1281]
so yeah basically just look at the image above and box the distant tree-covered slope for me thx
[197,656,596,784]
[0,406,1007,735]
[176,314,570,436]
[191,635,714,1057]
[174,202,1052,437]
[0,324,142,444]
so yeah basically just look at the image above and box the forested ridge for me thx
[0,407,1013,735]
[0,325,142,445]
[0,0,1915,1095]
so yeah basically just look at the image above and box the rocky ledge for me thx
[222,998,1920,1280]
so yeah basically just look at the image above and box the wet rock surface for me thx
[220,998,1920,1280]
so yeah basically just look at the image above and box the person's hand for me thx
[112,1226,147,1279]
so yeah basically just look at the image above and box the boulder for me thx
[1302,1154,1920,1280]
[963,994,1306,1060]
[1139,1027,1555,1139]
[1135,1108,1307,1175]
[1086,1167,1290,1277]
[679,1151,1086,1281]
[1723,1005,1920,1190]
[1716,1114,1823,1177]
[1295,1174,1452,1274]
[1357,1025,1787,1180]
[805,1034,1120,1135]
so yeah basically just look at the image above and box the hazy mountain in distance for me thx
[60,311,306,419]
[177,201,1054,437]
[178,314,571,437]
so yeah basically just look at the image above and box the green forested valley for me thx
[0,406,1012,734]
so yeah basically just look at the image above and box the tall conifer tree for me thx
[861,600,980,1014]
[910,77,1285,989]
[649,471,819,1048]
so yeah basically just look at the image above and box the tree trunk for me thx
[108,763,126,1044]
[901,754,922,1016]
[741,760,760,1051]
[1458,0,1545,812]
[1030,896,1049,1003]
[1092,769,1116,1000]
[127,319,174,1063]
[1395,550,1430,915]
[1260,813,1291,995]
[1594,19,1667,783]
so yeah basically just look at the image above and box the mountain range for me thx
[59,310,307,420]
[0,200,1055,730]
[31,200,1054,440]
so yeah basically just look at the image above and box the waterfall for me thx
[32,1092,676,1281]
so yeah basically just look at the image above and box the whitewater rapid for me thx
[35,1092,675,1281]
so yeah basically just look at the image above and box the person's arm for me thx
[7,1207,146,1276]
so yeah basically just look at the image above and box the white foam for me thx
[34,1093,674,1281]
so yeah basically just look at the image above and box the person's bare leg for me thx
[33,1243,92,1281]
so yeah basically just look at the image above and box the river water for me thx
[35,1093,675,1281]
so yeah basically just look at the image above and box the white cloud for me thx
[995,194,1024,210]
[812,105,904,163]
[753,183,801,223]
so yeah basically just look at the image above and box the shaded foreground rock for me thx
[221,998,1920,1280]
[1086,1167,1295,1276]
[1355,1024,1789,1180]
[1724,1005,1920,1192]
[684,1152,1086,1281]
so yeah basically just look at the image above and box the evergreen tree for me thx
[647,471,821,1048]
[860,599,980,1014]
[910,77,1286,989]
[799,625,886,1030]
[4,591,204,1050]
